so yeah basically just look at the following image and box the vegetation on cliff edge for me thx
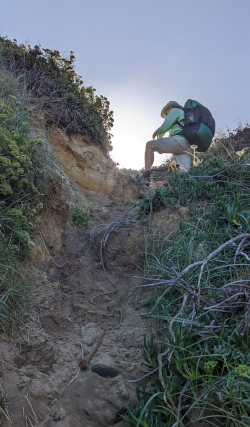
[127,130,250,426]
[0,37,114,152]
[0,85,44,324]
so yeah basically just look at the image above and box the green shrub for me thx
[0,92,44,324]
[71,206,90,228]
[0,37,114,151]
[0,95,43,258]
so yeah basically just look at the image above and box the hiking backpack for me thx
[178,99,215,152]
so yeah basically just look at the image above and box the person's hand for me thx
[152,130,158,139]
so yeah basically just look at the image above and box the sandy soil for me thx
[0,192,152,427]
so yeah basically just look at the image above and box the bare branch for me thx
[203,292,245,310]
[149,233,250,315]
[138,280,195,296]
[238,251,250,262]
[234,237,249,263]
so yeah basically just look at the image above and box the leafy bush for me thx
[0,94,43,258]
[72,206,90,228]
[0,91,44,324]
[0,37,114,151]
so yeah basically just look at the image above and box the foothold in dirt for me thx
[79,358,89,371]
[53,413,61,422]
[91,364,120,378]
[110,407,127,424]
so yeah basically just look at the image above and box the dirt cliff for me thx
[50,129,142,200]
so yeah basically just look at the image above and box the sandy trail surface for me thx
[0,192,152,426]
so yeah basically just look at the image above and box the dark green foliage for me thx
[71,206,90,228]
[142,335,165,368]
[0,37,114,150]
[0,238,30,324]
[0,93,43,324]
[129,134,250,426]
[138,157,250,222]
[0,94,42,258]
[126,325,250,426]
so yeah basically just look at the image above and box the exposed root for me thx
[73,302,120,318]
[89,204,137,313]
[39,232,65,268]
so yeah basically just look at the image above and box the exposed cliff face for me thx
[50,129,143,201]
[28,123,145,265]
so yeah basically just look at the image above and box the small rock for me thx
[81,323,100,346]
[179,206,188,217]
[17,375,31,388]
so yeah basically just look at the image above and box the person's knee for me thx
[145,140,155,150]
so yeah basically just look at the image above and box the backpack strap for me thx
[175,120,185,137]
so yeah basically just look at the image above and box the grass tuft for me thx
[71,206,90,228]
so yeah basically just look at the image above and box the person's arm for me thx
[152,108,179,139]
[152,129,158,139]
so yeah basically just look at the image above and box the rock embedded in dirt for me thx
[61,373,127,426]
[13,342,56,373]
[81,323,101,346]
[16,375,31,388]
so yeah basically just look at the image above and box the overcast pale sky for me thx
[1,0,250,169]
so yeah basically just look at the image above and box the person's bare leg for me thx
[144,140,155,171]
[175,154,192,171]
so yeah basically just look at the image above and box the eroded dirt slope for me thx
[0,191,152,427]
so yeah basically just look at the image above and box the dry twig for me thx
[203,292,245,311]
[149,233,250,315]
[79,328,106,370]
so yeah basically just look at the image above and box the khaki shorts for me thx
[152,135,192,156]
[152,135,193,171]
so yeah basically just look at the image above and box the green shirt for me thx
[156,107,184,139]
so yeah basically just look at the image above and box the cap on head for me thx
[161,101,183,118]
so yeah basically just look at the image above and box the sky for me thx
[1,0,250,169]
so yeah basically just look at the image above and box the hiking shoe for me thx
[135,173,150,186]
